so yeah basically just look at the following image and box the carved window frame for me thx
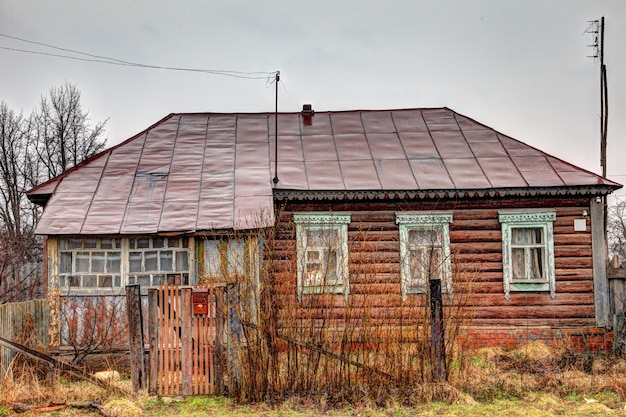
[294,213,351,300]
[396,212,453,300]
[499,210,556,300]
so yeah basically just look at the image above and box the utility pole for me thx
[586,17,608,177]
[273,71,280,184]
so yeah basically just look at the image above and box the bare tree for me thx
[0,83,107,303]
[608,199,626,263]
[33,82,107,180]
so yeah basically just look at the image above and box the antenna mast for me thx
[586,17,608,177]
[273,71,280,184]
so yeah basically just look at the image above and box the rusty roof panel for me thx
[81,202,126,234]
[334,134,372,161]
[303,135,338,161]
[361,111,396,134]
[431,130,472,159]
[391,109,429,133]
[159,200,199,231]
[374,159,418,190]
[272,136,305,162]
[444,158,492,189]
[400,132,439,159]
[340,160,381,190]
[367,133,406,160]
[478,157,528,188]
[273,161,308,190]
[120,201,162,234]
[329,112,364,134]
[409,158,455,189]
[304,160,345,190]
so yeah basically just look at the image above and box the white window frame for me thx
[396,212,453,300]
[499,210,556,300]
[294,213,351,300]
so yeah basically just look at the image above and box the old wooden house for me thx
[28,107,621,351]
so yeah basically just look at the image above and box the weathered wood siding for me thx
[272,196,595,330]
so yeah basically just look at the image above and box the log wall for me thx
[271,196,598,333]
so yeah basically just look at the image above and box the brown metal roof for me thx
[28,108,621,235]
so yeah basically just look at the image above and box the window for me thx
[59,237,122,289]
[128,237,189,287]
[203,238,247,281]
[294,213,350,299]
[499,210,556,300]
[396,212,453,299]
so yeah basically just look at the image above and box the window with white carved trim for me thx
[396,212,453,299]
[294,213,350,299]
[499,210,556,300]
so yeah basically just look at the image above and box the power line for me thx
[0,32,276,80]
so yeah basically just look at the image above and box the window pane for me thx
[153,238,165,248]
[154,275,166,286]
[92,252,105,273]
[76,253,90,273]
[145,251,158,271]
[409,228,441,247]
[326,249,338,283]
[129,252,142,273]
[98,276,112,288]
[137,275,151,287]
[204,240,221,277]
[306,229,323,246]
[60,252,72,274]
[83,238,97,249]
[408,247,425,286]
[113,276,121,287]
[59,238,68,250]
[100,239,113,249]
[529,247,544,279]
[160,250,173,271]
[176,251,189,272]
[137,238,150,249]
[107,252,121,273]
[68,238,82,249]
[228,240,245,276]
[428,248,443,279]
[114,238,122,249]
[83,275,97,287]
[511,247,526,279]
[512,228,543,245]
[129,238,136,249]
[68,276,80,287]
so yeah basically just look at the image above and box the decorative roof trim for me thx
[274,186,618,202]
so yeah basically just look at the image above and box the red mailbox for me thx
[192,288,209,315]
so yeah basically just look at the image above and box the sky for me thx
[1,1,625,197]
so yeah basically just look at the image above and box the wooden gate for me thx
[148,285,220,395]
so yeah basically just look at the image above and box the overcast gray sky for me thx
[1,1,625,196]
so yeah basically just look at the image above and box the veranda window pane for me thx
[129,252,142,273]
[60,252,72,274]
[107,252,121,273]
[91,252,105,273]
[68,276,80,287]
[137,238,150,249]
[59,239,68,250]
[176,251,189,272]
[153,238,165,249]
[76,253,90,273]
[160,251,173,272]
[83,275,97,287]
[68,238,82,249]
[83,238,97,249]
[204,240,221,277]
[228,240,245,276]
[137,275,150,287]
[145,251,158,271]
[100,239,113,249]
[98,276,112,288]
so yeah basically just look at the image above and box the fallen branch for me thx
[13,401,115,416]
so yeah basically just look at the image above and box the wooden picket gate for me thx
[148,285,222,395]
